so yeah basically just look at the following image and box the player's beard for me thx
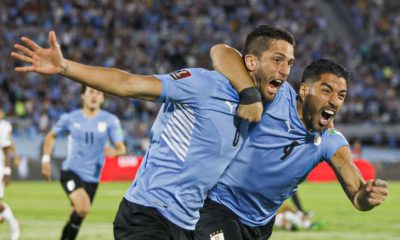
[302,93,323,132]
[253,67,272,101]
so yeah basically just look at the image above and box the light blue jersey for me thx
[209,82,349,227]
[124,68,244,230]
[52,109,123,183]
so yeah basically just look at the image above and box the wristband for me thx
[239,87,262,104]
[42,154,50,164]
[3,167,11,175]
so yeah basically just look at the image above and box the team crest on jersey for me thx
[210,230,225,240]
[170,69,192,80]
[97,122,107,132]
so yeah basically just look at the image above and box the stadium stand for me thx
[1,0,399,156]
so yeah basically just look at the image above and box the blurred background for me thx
[1,1,399,239]
[1,0,399,180]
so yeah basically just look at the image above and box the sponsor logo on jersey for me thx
[224,101,238,114]
[285,120,296,133]
[170,69,192,80]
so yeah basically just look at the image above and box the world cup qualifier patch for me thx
[170,69,192,80]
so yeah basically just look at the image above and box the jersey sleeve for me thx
[108,115,124,144]
[155,68,216,107]
[52,113,70,136]
[0,121,12,148]
[323,129,350,163]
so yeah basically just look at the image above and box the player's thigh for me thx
[113,198,172,240]
[195,199,243,240]
[69,188,91,212]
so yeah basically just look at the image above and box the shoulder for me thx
[280,82,297,100]
[324,128,346,139]
[322,128,349,149]
[100,110,120,122]
[68,109,82,117]
[157,68,224,84]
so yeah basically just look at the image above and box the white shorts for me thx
[0,151,4,199]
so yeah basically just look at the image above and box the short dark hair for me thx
[243,25,295,57]
[80,85,88,94]
[301,59,350,85]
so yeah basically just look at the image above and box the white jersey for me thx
[0,119,12,164]
[0,119,13,198]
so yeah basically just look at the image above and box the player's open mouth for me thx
[320,109,335,126]
[267,79,284,94]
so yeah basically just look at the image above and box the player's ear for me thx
[244,54,257,71]
[298,83,308,100]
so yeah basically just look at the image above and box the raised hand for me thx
[11,31,65,75]
[236,102,263,122]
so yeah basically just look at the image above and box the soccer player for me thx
[195,54,389,239]
[0,108,20,240]
[41,85,127,240]
[11,25,294,239]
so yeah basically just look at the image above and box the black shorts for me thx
[60,170,98,203]
[113,198,194,240]
[194,198,275,240]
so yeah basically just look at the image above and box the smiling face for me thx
[300,73,347,132]
[246,39,295,101]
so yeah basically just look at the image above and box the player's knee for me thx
[75,208,89,217]
[75,204,90,217]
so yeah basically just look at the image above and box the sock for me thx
[66,211,84,240]
[0,203,20,240]
[61,221,71,240]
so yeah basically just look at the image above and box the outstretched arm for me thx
[210,44,263,122]
[11,31,161,100]
[330,146,389,211]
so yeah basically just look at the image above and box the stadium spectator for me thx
[2,1,399,151]
[195,56,389,239]
[0,108,20,240]
[41,86,127,240]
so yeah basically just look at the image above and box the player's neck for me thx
[83,107,100,118]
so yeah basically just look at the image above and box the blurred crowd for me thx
[0,0,399,153]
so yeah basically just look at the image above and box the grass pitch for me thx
[0,181,399,240]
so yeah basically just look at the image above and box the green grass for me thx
[0,181,399,240]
